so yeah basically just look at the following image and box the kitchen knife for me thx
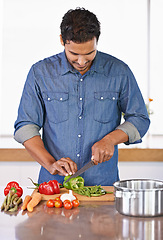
[64,160,95,183]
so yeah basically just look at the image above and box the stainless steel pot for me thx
[113,179,163,217]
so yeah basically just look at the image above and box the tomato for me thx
[46,199,55,208]
[54,196,61,201]
[63,199,70,204]
[72,199,80,208]
[54,200,62,208]
[63,200,73,210]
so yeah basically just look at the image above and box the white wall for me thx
[0,161,40,186]
[118,162,163,181]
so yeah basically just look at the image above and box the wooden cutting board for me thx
[40,186,115,202]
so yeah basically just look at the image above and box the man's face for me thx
[60,36,97,75]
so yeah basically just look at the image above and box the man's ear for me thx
[60,35,64,46]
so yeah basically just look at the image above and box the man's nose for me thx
[78,56,86,66]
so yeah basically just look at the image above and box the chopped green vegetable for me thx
[73,185,113,197]
[63,176,113,197]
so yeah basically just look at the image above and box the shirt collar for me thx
[90,51,104,74]
[60,51,78,75]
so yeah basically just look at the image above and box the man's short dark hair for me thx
[60,8,101,45]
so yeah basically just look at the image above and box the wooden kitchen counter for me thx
[1,148,163,162]
[0,187,163,240]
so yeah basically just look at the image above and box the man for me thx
[14,8,150,185]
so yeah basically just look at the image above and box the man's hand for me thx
[91,129,129,165]
[91,137,114,165]
[48,157,78,176]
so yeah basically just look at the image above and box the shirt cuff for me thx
[116,121,141,144]
[14,124,41,144]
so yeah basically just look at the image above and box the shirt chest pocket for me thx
[42,92,69,123]
[94,91,119,123]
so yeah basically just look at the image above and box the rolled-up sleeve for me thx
[14,124,41,144]
[116,121,141,144]
[118,66,150,144]
[14,65,44,142]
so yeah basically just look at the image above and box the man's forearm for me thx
[103,129,129,146]
[23,135,56,170]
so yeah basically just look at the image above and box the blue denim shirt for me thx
[14,51,150,185]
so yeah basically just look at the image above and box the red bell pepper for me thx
[4,181,23,197]
[38,180,60,195]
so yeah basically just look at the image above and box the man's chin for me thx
[78,68,87,72]
[75,66,88,72]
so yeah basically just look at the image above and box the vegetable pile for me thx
[29,178,80,210]
[46,190,79,210]
[1,175,113,213]
[25,175,113,212]
[63,176,113,197]
[29,176,112,198]
[1,181,23,212]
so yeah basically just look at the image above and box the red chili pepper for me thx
[4,181,23,197]
[38,180,60,195]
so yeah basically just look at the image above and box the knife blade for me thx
[64,160,95,183]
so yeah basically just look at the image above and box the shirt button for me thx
[48,97,51,101]
[79,97,83,101]
[79,116,82,119]
[112,97,115,100]
[60,97,63,101]
[77,154,80,157]
[100,96,104,100]
[80,79,83,82]
[78,134,82,138]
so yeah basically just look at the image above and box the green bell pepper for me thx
[63,176,72,189]
[69,176,84,190]
[63,176,84,190]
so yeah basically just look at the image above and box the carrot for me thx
[31,189,38,197]
[27,192,42,212]
[21,195,32,211]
